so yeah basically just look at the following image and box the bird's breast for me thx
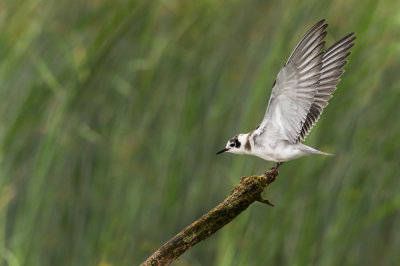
[250,140,304,162]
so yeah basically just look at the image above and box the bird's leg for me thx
[264,162,283,176]
[270,162,283,172]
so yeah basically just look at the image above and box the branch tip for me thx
[256,197,275,207]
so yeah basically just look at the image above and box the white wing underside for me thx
[255,20,356,145]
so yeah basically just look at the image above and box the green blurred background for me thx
[1,0,400,265]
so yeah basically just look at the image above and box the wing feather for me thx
[255,20,356,145]
[298,33,356,141]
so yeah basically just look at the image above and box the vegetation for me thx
[1,0,400,265]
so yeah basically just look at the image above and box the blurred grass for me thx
[0,0,400,265]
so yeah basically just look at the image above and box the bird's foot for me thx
[266,162,283,175]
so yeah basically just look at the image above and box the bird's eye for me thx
[230,143,235,147]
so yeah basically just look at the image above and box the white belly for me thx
[251,142,307,162]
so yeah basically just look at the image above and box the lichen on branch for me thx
[141,168,279,266]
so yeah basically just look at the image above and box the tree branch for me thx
[141,168,280,266]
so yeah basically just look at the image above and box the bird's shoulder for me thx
[250,124,282,146]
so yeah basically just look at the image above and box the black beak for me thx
[216,148,229,155]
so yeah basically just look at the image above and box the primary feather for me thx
[257,19,356,144]
[217,20,356,164]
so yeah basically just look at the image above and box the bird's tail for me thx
[299,144,334,156]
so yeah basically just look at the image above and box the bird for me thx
[216,19,356,170]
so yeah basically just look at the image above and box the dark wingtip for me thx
[313,19,328,31]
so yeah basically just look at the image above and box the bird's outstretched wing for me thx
[255,19,356,144]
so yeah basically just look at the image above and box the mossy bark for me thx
[141,168,279,266]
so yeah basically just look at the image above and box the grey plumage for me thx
[299,31,356,142]
[217,20,356,164]
[256,19,356,145]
